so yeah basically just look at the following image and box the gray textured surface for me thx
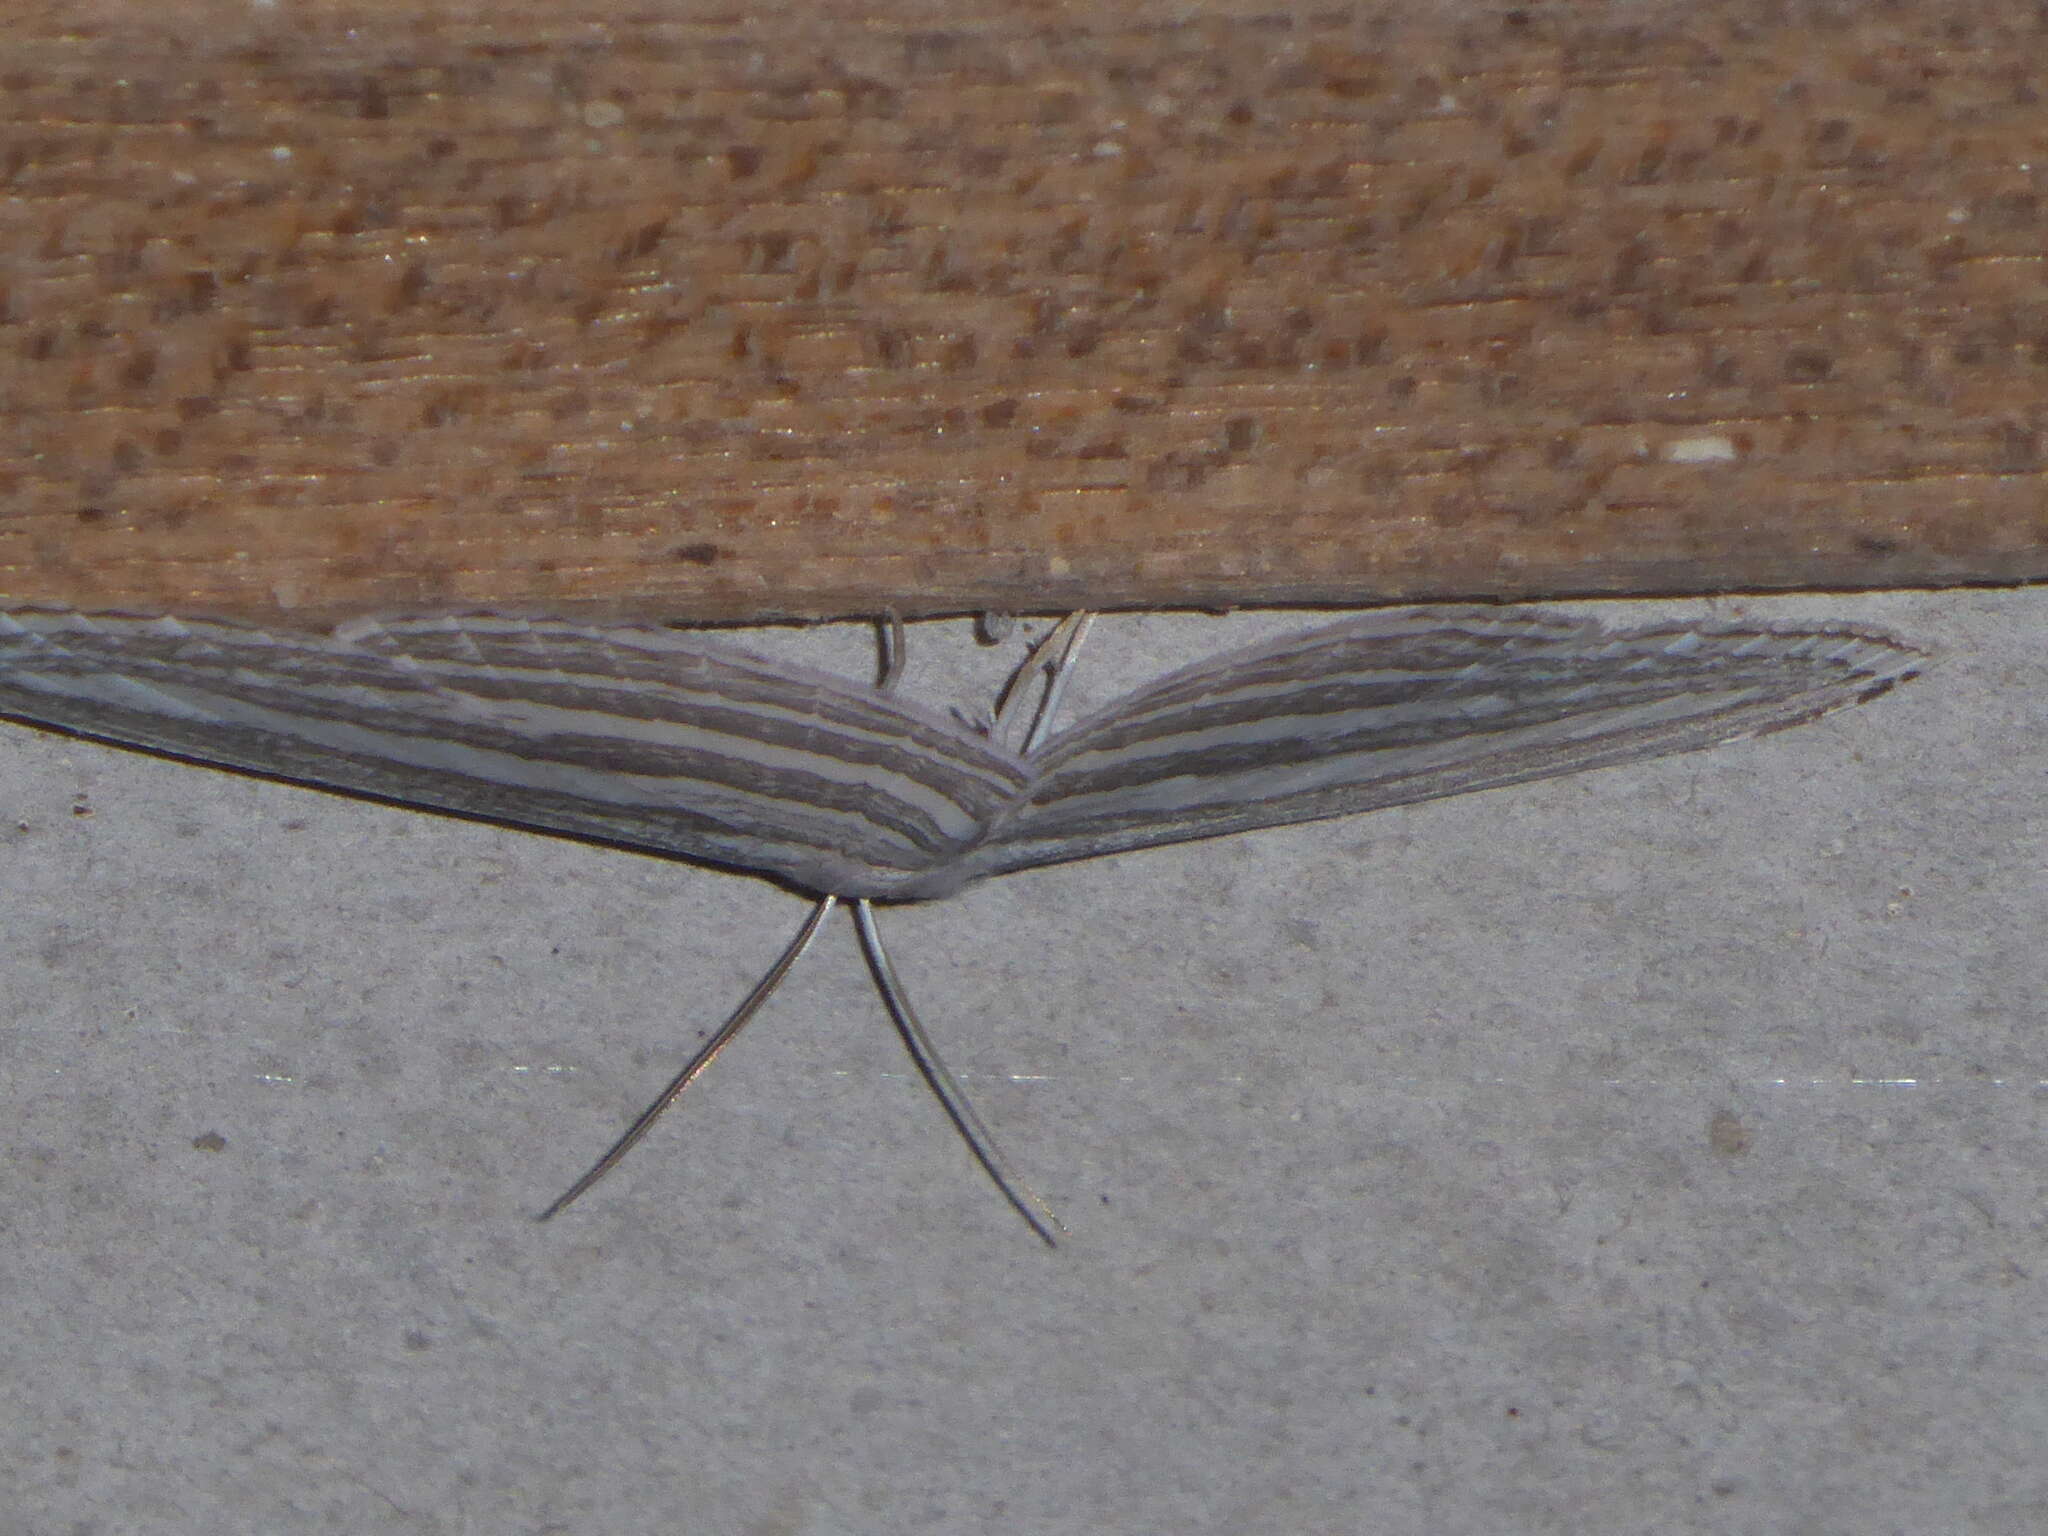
[6,589,2044,1535]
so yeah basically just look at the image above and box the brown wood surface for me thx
[3,0,2046,623]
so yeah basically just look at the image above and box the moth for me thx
[0,604,1923,1242]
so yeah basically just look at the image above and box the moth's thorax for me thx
[809,853,981,904]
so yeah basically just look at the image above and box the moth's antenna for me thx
[538,894,838,1221]
[991,612,1095,753]
[874,617,1061,1242]
[851,898,1065,1247]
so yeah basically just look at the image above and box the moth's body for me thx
[0,603,1925,1240]
[0,606,1921,902]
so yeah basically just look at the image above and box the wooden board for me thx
[3,0,2046,622]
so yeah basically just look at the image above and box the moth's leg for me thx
[875,610,909,694]
[989,612,1096,752]
[538,893,839,1220]
[851,898,1065,1247]
[1022,613,1095,754]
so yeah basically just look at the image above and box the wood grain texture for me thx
[3,0,2046,622]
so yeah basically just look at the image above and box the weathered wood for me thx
[3,0,2045,622]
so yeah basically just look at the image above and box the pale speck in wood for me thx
[1665,435,1740,464]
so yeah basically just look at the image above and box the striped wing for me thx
[0,610,1028,900]
[970,608,1924,879]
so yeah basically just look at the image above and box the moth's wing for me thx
[0,610,1028,899]
[972,607,1925,878]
